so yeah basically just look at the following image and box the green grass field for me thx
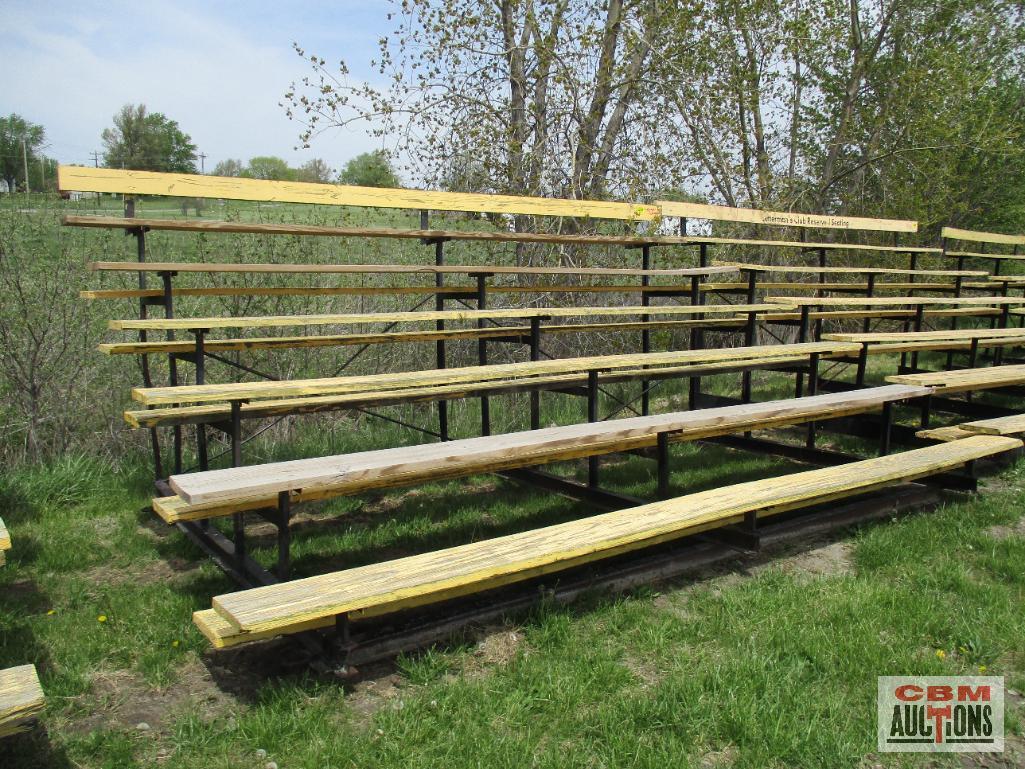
[1,194,1024,767]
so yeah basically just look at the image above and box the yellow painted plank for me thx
[942,227,1025,247]
[65,215,668,244]
[205,435,1020,640]
[765,295,1025,307]
[100,319,744,356]
[758,308,1001,322]
[656,200,918,232]
[57,167,660,221]
[915,426,978,442]
[88,260,734,278]
[945,251,1025,261]
[957,415,1025,437]
[132,341,855,406]
[824,328,1025,343]
[701,281,958,292]
[719,261,983,277]
[108,303,791,332]
[128,354,798,432]
[0,517,9,552]
[0,665,44,739]
[887,364,1025,394]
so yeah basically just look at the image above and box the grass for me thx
[2,380,1024,767]
[2,194,1025,765]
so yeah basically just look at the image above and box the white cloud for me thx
[1,0,386,172]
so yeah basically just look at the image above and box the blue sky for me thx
[2,1,393,172]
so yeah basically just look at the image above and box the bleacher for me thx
[59,165,1025,668]
[0,521,46,739]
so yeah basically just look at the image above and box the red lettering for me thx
[896,685,923,701]
[928,685,954,701]
[958,685,990,702]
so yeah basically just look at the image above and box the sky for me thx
[2,0,392,173]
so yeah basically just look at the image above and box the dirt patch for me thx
[752,541,855,579]
[82,556,201,587]
[341,668,406,728]
[473,628,525,666]
[985,517,1025,541]
[621,653,663,688]
[697,744,739,768]
[69,659,236,735]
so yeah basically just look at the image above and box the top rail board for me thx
[656,200,918,233]
[56,166,659,221]
[764,295,1025,307]
[941,227,1025,247]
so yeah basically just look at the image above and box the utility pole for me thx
[197,152,206,173]
[91,151,100,167]
[21,138,30,194]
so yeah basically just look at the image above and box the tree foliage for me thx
[338,151,399,187]
[244,156,295,181]
[101,104,197,173]
[0,114,46,192]
[296,158,335,183]
[211,158,245,177]
[287,0,1025,232]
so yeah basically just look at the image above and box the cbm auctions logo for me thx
[878,676,1004,752]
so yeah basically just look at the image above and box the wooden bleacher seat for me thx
[887,364,1025,394]
[0,665,44,739]
[129,341,856,409]
[915,425,979,442]
[721,262,982,277]
[99,318,747,357]
[0,517,8,567]
[90,260,734,278]
[931,414,1025,438]
[191,435,1021,648]
[823,328,1025,357]
[155,385,930,521]
[107,302,787,334]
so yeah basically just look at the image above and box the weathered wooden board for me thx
[57,167,660,221]
[887,364,1025,394]
[944,251,1025,261]
[758,308,1001,322]
[0,665,44,739]
[82,284,697,301]
[89,260,735,278]
[108,303,791,332]
[915,426,977,442]
[824,328,1025,343]
[0,517,9,552]
[766,295,1025,307]
[656,200,919,233]
[200,435,1019,643]
[958,414,1025,436]
[132,341,857,406]
[719,261,984,277]
[101,318,744,356]
[170,385,930,506]
[130,354,803,433]
[702,281,959,292]
[942,227,1025,247]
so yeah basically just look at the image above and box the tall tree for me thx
[244,156,295,181]
[0,114,45,193]
[285,0,667,203]
[101,104,197,173]
[211,158,245,177]
[337,151,398,187]
[296,158,335,183]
